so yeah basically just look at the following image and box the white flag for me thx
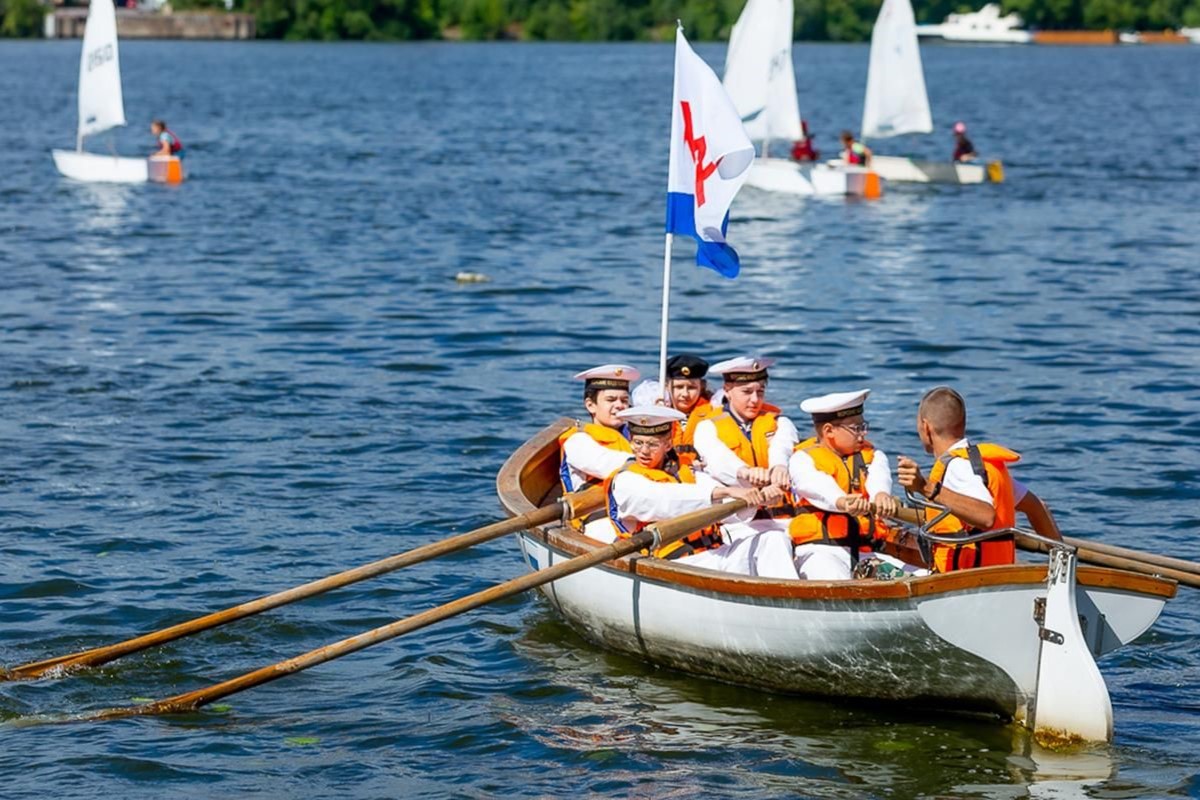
[665,27,754,278]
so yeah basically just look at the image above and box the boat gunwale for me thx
[497,419,1177,603]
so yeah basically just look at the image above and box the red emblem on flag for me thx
[680,101,719,207]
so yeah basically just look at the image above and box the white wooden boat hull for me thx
[747,158,883,198]
[52,150,185,184]
[867,155,993,184]
[497,420,1175,728]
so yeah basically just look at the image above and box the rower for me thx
[788,389,897,580]
[603,407,800,579]
[691,357,798,530]
[896,386,1062,573]
[665,353,712,464]
[559,365,638,535]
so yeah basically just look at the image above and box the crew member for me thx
[896,386,1062,572]
[150,120,183,158]
[559,365,638,538]
[787,390,897,580]
[665,353,712,463]
[790,121,819,162]
[691,357,799,527]
[840,130,871,166]
[952,121,977,163]
[603,407,800,579]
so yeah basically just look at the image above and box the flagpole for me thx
[657,232,674,398]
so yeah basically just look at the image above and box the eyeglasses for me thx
[630,439,668,452]
[835,421,870,436]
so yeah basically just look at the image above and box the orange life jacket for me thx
[699,401,794,517]
[699,401,781,468]
[925,442,1020,572]
[788,438,885,554]
[602,462,723,560]
[558,422,632,530]
[672,397,711,467]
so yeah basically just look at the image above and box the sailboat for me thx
[51,0,184,185]
[856,0,1002,184]
[722,0,881,198]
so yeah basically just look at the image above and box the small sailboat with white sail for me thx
[51,0,184,185]
[722,0,881,198]
[850,0,1002,185]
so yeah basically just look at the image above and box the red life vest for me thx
[162,129,183,154]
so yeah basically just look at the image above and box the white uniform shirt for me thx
[939,438,992,505]
[788,446,893,512]
[940,438,1029,506]
[608,469,718,533]
[561,429,632,492]
[693,408,800,486]
[607,467,756,538]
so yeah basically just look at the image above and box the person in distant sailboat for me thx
[150,120,183,158]
[952,121,977,163]
[839,131,872,167]
[790,121,820,162]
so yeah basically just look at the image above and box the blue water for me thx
[1,39,1198,798]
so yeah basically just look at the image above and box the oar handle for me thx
[84,498,748,721]
[1,486,606,682]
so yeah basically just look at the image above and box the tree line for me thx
[4,0,1199,40]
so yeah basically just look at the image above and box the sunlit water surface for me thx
[0,40,1198,798]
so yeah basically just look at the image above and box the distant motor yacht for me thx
[916,3,1032,44]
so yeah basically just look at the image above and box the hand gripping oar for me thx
[1,486,605,683]
[81,498,748,722]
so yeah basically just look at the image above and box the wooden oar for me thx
[80,498,748,722]
[1,486,605,683]
[1017,533,1200,589]
[883,504,1200,587]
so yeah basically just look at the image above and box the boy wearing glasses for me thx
[787,389,897,580]
[602,407,800,579]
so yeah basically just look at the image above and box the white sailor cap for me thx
[573,364,640,392]
[617,406,686,436]
[800,389,871,423]
[709,356,776,384]
[631,379,666,408]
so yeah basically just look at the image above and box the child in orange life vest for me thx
[787,389,898,580]
[690,357,798,532]
[665,353,713,466]
[558,365,638,539]
[896,386,1062,573]
[603,407,800,580]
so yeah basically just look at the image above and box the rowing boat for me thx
[497,419,1177,742]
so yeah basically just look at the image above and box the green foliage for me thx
[7,0,1188,41]
[1,0,44,37]
[236,0,1193,41]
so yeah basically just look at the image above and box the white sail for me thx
[861,0,932,139]
[77,0,126,144]
[723,0,802,143]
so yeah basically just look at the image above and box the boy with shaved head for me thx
[897,386,1061,572]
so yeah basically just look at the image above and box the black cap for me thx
[666,354,708,380]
